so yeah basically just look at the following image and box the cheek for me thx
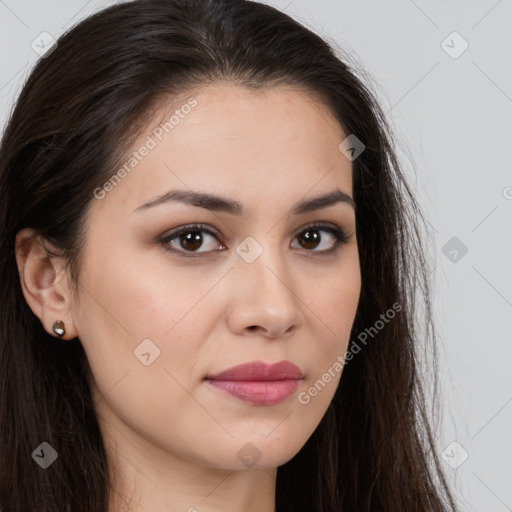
[73,243,220,395]
[78,237,216,335]
[74,251,215,450]
[299,263,360,407]
[307,266,361,345]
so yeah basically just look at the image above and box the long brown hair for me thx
[0,1,458,510]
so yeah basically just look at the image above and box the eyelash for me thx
[158,221,350,259]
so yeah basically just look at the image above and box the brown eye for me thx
[291,223,349,254]
[159,224,224,256]
[297,229,322,250]
[178,231,204,252]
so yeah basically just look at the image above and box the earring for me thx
[52,320,66,337]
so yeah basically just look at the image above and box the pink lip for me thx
[205,361,303,405]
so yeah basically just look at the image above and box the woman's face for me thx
[71,83,361,472]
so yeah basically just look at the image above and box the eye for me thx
[159,223,224,257]
[290,221,349,254]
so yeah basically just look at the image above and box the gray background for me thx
[1,1,511,510]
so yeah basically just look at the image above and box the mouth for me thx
[205,379,303,405]
[204,360,304,405]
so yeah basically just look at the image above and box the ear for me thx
[14,228,78,340]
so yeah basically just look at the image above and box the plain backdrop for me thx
[1,1,511,510]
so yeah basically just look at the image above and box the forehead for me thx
[90,82,353,218]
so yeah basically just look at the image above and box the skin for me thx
[16,83,361,512]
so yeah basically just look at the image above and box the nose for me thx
[226,245,305,339]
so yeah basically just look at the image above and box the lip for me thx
[206,360,303,381]
[205,361,303,405]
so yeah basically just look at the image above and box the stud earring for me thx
[52,320,66,337]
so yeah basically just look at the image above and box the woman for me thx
[0,0,459,511]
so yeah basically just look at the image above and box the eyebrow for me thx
[133,188,355,215]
